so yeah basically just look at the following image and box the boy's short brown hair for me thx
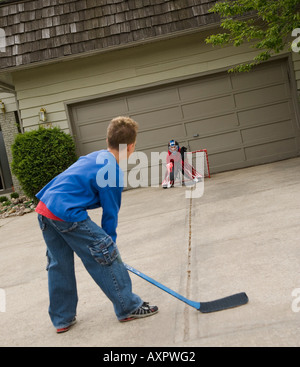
[107,116,139,150]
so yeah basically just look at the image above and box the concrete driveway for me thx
[0,157,300,347]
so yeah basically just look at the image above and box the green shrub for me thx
[10,192,19,199]
[12,126,78,201]
[0,196,7,202]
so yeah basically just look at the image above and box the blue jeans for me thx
[38,214,142,328]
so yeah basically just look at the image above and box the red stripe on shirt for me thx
[35,200,64,221]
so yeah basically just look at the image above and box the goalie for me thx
[162,140,202,189]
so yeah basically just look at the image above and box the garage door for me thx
[69,58,300,182]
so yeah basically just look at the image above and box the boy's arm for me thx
[98,187,122,243]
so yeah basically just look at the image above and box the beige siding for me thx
[9,32,256,132]
[11,31,298,133]
[292,51,300,98]
[0,91,17,113]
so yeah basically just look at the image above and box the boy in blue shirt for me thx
[36,116,158,333]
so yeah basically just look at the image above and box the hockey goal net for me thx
[185,149,211,179]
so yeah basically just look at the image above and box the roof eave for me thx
[0,23,221,75]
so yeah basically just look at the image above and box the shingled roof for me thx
[0,0,220,71]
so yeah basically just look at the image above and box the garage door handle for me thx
[193,133,199,137]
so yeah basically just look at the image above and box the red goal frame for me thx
[188,149,211,178]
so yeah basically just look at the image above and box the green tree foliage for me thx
[206,0,300,72]
[12,126,78,201]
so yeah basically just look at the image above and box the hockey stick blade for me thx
[124,263,248,313]
[199,292,248,313]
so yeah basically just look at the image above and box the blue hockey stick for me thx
[124,263,248,313]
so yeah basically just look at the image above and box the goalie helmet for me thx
[168,139,179,154]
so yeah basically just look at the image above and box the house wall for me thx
[0,91,23,193]
[292,51,300,99]
[11,31,299,134]
[0,91,17,113]
[0,111,23,194]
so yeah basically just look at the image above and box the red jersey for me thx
[166,148,182,164]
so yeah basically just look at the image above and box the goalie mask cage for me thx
[186,149,211,179]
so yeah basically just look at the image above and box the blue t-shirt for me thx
[36,150,123,243]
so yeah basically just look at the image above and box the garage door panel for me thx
[73,98,127,123]
[235,84,289,109]
[245,138,297,160]
[231,63,284,90]
[185,113,238,136]
[127,88,179,110]
[137,124,185,148]
[131,106,181,129]
[237,101,291,127]
[241,120,294,145]
[178,75,230,100]
[80,139,107,156]
[78,120,109,141]
[189,131,242,152]
[139,144,167,162]
[182,95,234,119]
[208,149,245,170]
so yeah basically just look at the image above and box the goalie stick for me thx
[124,263,248,313]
